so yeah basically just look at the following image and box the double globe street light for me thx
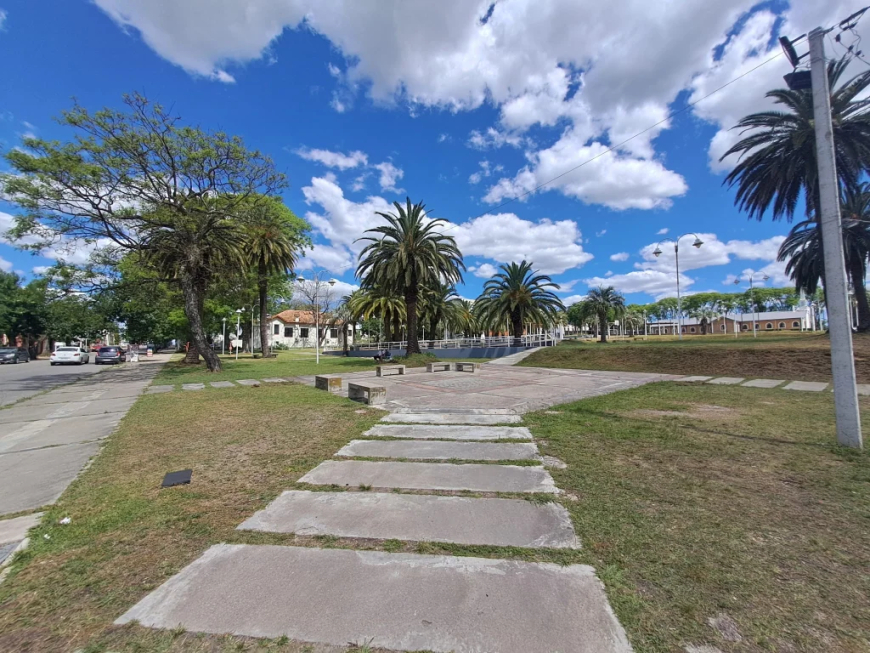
[653,234,703,340]
[296,274,337,365]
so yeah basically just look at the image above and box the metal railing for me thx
[353,333,557,351]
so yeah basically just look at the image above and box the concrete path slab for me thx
[117,544,629,653]
[784,381,829,392]
[239,490,578,548]
[0,413,124,453]
[679,376,713,382]
[707,377,745,385]
[145,385,174,394]
[858,384,870,396]
[299,460,559,493]
[336,439,539,461]
[391,407,519,415]
[210,381,236,388]
[182,383,205,391]
[381,412,522,425]
[0,513,42,544]
[364,424,533,440]
[261,377,288,383]
[741,379,784,388]
[236,379,261,386]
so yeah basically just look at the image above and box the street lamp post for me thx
[235,309,242,361]
[222,317,227,355]
[653,233,704,340]
[296,274,336,365]
[734,274,769,338]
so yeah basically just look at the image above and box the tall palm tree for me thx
[420,281,460,346]
[244,202,304,358]
[581,286,626,343]
[722,57,870,222]
[356,199,464,355]
[450,298,478,337]
[473,261,564,345]
[348,285,406,343]
[331,292,362,355]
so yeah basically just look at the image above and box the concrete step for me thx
[336,439,539,461]
[239,490,578,548]
[299,460,558,493]
[381,412,522,425]
[364,424,532,440]
[116,544,630,653]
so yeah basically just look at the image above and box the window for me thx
[690,327,696,333]
[741,324,749,331]
[329,328,338,339]
[720,324,726,331]
[792,321,800,328]
[273,324,280,335]
[765,322,773,330]
[300,327,309,338]
[754,323,759,330]
[284,326,293,338]
[778,322,785,329]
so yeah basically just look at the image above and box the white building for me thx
[268,310,353,349]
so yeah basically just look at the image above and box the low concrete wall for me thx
[327,346,539,359]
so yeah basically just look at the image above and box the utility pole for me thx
[809,27,862,449]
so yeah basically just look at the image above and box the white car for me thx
[50,347,90,366]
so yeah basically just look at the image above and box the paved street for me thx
[0,358,104,408]
[0,355,169,516]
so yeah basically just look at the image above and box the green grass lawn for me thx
[524,332,870,382]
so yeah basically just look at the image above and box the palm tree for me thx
[722,57,870,222]
[622,309,645,336]
[331,292,362,355]
[356,199,464,355]
[473,261,564,345]
[348,285,406,343]
[450,298,478,337]
[581,286,626,343]
[420,281,460,346]
[244,200,304,358]
[689,307,718,335]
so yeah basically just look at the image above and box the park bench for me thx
[454,362,480,373]
[426,362,452,373]
[376,364,406,377]
[315,375,342,393]
[348,382,387,405]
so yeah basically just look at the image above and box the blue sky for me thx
[0,0,864,305]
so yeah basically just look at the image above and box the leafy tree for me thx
[723,57,870,221]
[580,286,626,343]
[473,261,564,345]
[357,199,464,355]
[1,94,285,371]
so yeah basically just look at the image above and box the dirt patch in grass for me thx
[522,332,870,382]
[524,383,870,653]
[0,384,381,652]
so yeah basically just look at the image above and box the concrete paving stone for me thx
[261,377,288,383]
[741,379,785,388]
[239,490,578,548]
[236,379,261,386]
[381,412,522,425]
[0,541,18,566]
[390,393,522,411]
[116,544,630,653]
[210,381,236,388]
[336,439,539,461]
[299,460,558,493]
[783,381,829,392]
[0,413,123,453]
[363,424,533,441]
[391,407,518,415]
[145,385,174,394]
[706,377,745,385]
[0,513,42,544]
[679,376,713,382]
[857,384,870,396]
[182,383,205,391]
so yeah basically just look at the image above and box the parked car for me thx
[0,347,30,364]
[50,347,88,365]
[95,346,126,365]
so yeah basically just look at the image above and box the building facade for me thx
[646,308,812,336]
[268,310,353,349]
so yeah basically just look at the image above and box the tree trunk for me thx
[599,311,608,343]
[343,323,349,354]
[180,273,221,372]
[406,288,421,355]
[848,256,870,331]
[258,260,272,357]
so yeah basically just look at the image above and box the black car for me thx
[95,346,126,365]
[0,347,30,364]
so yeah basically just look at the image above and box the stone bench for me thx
[426,362,452,373]
[376,365,406,377]
[454,362,480,373]
[315,375,342,393]
[348,382,387,405]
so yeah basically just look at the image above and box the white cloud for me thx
[726,260,791,288]
[468,127,526,150]
[351,173,369,192]
[656,228,669,235]
[563,294,587,306]
[373,161,404,193]
[330,279,360,299]
[596,230,606,237]
[468,160,502,185]
[0,255,11,272]
[470,262,499,278]
[0,9,7,31]
[32,265,50,276]
[555,279,580,292]
[297,242,355,274]
[295,147,368,170]
[610,252,629,262]
[635,233,785,274]
[585,270,695,300]
[437,133,450,143]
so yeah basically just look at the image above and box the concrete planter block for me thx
[454,361,480,373]
[348,382,386,405]
[426,362,452,372]
[376,365,405,377]
[315,376,342,393]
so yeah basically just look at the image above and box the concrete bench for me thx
[376,365,406,377]
[426,362,452,373]
[348,382,387,405]
[315,375,342,393]
[454,362,480,373]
